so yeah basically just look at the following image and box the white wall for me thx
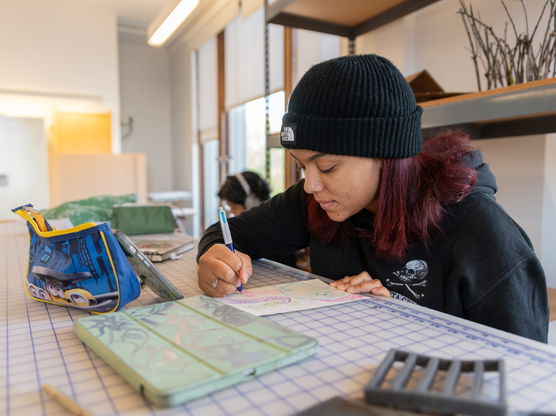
[119,34,173,192]
[476,135,556,287]
[356,0,556,285]
[543,134,556,284]
[473,136,545,250]
[0,0,121,150]
[0,116,48,219]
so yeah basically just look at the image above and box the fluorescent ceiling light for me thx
[148,0,199,47]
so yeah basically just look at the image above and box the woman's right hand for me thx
[197,244,252,297]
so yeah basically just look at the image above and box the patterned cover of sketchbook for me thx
[73,295,318,407]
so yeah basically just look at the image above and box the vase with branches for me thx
[458,0,556,91]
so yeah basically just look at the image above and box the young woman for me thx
[197,54,548,342]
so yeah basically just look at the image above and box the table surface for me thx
[3,220,556,416]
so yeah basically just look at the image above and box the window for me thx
[269,147,285,196]
[229,90,286,194]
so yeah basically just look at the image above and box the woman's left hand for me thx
[331,271,391,297]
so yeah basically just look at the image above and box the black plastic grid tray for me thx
[365,349,507,416]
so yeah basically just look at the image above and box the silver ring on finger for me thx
[210,279,218,289]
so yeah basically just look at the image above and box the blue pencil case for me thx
[12,204,140,313]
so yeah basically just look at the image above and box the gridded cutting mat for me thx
[2,221,556,416]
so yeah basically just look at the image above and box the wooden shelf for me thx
[421,78,556,139]
[266,0,441,39]
[265,0,556,139]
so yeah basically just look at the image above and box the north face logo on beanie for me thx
[280,124,296,144]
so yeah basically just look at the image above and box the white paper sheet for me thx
[217,278,365,316]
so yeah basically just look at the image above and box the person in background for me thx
[198,54,548,342]
[217,171,299,268]
[218,171,270,217]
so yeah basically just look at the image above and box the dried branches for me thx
[458,0,556,91]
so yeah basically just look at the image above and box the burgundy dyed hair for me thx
[307,130,477,260]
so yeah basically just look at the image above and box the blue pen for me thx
[219,207,243,292]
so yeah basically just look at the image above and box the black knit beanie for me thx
[280,54,422,158]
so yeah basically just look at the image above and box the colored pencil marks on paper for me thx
[218,279,364,316]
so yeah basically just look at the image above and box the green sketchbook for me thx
[73,296,318,407]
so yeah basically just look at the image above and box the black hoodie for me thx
[198,151,549,342]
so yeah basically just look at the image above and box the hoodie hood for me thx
[464,150,497,199]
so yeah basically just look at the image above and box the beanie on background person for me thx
[280,54,423,159]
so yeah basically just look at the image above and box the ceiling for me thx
[45,0,170,30]
[100,0,169,29]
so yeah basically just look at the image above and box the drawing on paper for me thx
[217,279,364,316]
